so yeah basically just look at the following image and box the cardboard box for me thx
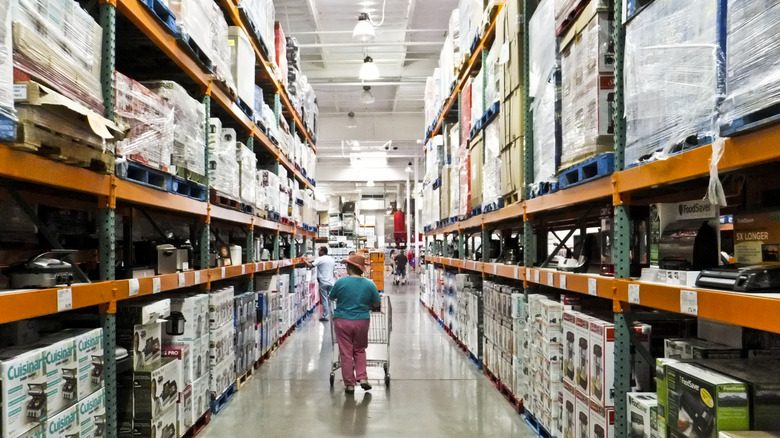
[564,310,579,385]
[129,404,178,438]
[178,385,193,436]
[563,381,577,438]
[209,323,235,367]
[163,343,192,386]
[591,400,615,438]
[191,374,209,422]
[500,137,523,198]
[118,299,171,326]
[468,132,484,210]
[69,328,104,400]
[122,322,163,370]
[577,389,591,438]
[733,210,780,265]
[133,358,183,419]
[17,426,44,438]
[78,388,106,438]
[575,314,593,394]
[664,339,742,360]
[656,358,680,438]
[590,318,615,406]
[0,346,47,438]
[228,26,256,107]
[209,288,235,330]
[628,392,658,438]
[666,363,749,438]
[36,336,78,416]
[44,403,79,438]
[209,354,235,396]
[166,296,207,342]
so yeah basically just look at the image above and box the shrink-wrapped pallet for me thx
[0,0,13,123]
[482,121,502,206]
[207,125,240,199]
[236,142,257,205]
[529,0,558,189]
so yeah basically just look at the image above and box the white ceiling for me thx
[277,0,457,194]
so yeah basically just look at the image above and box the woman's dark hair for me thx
[346,263,363,276]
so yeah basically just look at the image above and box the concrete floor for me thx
[200,277,536,438]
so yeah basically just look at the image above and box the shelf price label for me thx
[680,290,698,316]
[547,273,554,286]
[129,279,140,297]
[178,273,186,288]
[242,265,246,275]
[526,268,531,279]
[152,277,161,294]
[57,288,73,312]
[255,263,260,272]
[588,278,598,296]
[534,270,540,283]
[560,275,567,289]
[493,264,498,276]
[628,284,641,304]
[514,267,520,280]
[194,271,201,284]
[221,267,226,278]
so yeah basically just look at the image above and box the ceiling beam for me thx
[298,41,445,48]
[289,29,448,35]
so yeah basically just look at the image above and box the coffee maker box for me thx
[79,388,106,438]
[628,392,658,438]
[591,399,615,438]
[666,362,749,438]
[590,318,614,407]
[133,358,183,420]
[577,389,591,438]
[162,343,192,386]
[576,314,593,394]
[44,403,79,438]
[0,346,47,438]
[733,210,780,265]
[563,380,577,438]
[564,310,579,386]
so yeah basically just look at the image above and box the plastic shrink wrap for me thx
[449,123,461,218]
[115,72,174,171]
[482,121,502,206]
[457,143,470,217]
[624,0,723,166]
[274,23,288,87]
[425,76,437,128]
[485,43,500,110]
[560,10,614,168]
[529,0,558,190]
[14,0,103,112]
[0,0,13,122]
[256,170,280,214]
[239,0,275,64]
[721,0,780,131]
[459,0,483,56]
[144,81,206,177]
[207,125,240,200]
[228,26,256,107]
[471,69,484,131]
[236,142,257,205]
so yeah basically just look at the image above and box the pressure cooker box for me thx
[666,362,749,438]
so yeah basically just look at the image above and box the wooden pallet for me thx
[210,189,240,211]
[503,191,520,206]
[181,411,211,438]
[236,368,253,390]
[557,153,614,190]
[210,383,237,416]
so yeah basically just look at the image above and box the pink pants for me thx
[333,318,370,386]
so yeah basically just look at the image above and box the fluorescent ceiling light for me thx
[352,13,375,42]
[359,56,380,81]
[350,151,388,166]
[366,180,375,187]
[360,86,375,104]
[346,111,357,129]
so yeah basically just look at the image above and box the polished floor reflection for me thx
[199,276,536,438]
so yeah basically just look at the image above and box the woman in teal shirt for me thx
[330,253,381,394]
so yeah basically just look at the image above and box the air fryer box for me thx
[733,210,780,265]
[564,310,579,386]
[628,392,658,438]
[563,380,577,438]
[166,296,206,342]
[664,339,742,360]
[79,387,106,438]
[133,358,183,420]
[590,399,615,438]
[35,335,78,415]
[0,346,47,438]
[666,362,749,438]
[577,389,591,438]
[590,318,614,406]
[44,402,79,438]
[162,343,192,386]
[576,314,593,394]
[131,404,178,438]
[699,359,780,431]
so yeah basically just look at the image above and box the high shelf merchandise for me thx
[420,1,780,438]
[0,0,323,437]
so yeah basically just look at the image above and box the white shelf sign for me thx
[152,277,161,294]
[680,290,698,316]
[493,264,498,275]
[221,267,226,278]
[547,272,554,286]
[526,268,531,279]
[178,273,186,288]
[194,271,201,284]
[255,263,260,272]
[628,284,641,304]
[560,275,567,289]
[129,279,140,297]
[514,267,520,280]
[534,270,540,283]
[57,288,73,312]
[588,278,598,296]
[242,265,246,275]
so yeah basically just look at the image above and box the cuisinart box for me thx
[628,392,658,438]
[44,402,79,438]
[67,328,104,399]
[0,346,47,438]
[128,404,178,438]
[734,210,780,265]
[133,358,182,419]
[666,363,749,438]
[78,388,106,438]
[33,335,78,416]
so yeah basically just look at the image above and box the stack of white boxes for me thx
[234,292,258,376]
[207,118,241,201]
[163,294,210,435]
[209,288,236,399]
[530,297,565,434]
[254,274,281,360]
[482,281,516,390]
[236,142,257,207]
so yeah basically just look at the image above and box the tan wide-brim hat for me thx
[342,253,370,273]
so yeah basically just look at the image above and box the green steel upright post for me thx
[458,233,465,259]
[612,2,631,437]
[522,0,536,298]
[98,4,118,437]
[199,95,212,269]
[274,93,281,128]
[442,233,450,258]
[273,233,280,260]
[482,228,490,263]
[245,137,255,265]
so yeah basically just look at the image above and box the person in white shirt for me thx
[305,246,336,321]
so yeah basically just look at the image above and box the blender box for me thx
[0,346,47,438]
[590,318,614,406]
[178,384,193,434]
[191,374,209,422]
[591,399,615,438]
[78,388,106,438]
[162,343,192,386]
[698,359,780,431]
[628,392,658,438]
[165,296,206,342]
[44,403,79,438]
[563,380,577,438]
[664,339,742,360]
[666,362,749,438]
[577,389,591,438]
[576,314,594,394]
[130,404,178,438]
[564,310,580,385]
[133,358,182,420]
[35,335,78,416]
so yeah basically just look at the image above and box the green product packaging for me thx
[656,358,679,438]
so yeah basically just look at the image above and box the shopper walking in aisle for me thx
[305,246,335,322]
[330,253,381,394]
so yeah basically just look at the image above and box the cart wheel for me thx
[329,373,335,387]
[385,376,390,387]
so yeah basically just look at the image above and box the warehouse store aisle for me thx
[199,277,535,437]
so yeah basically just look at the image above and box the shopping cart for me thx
[393,262,407,285]
[329,295,392,387]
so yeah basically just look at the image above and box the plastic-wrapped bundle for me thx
[144,81,206,177]
[14,0,103,112]
[560,12,614,167]
[0,0,13,122]
[449,163,460,218]
[228,27,256,107]
[207,128,239,199]
[484,43,500,109]
[115,72,174,171]
[240,0,275,62]
[457,143,470,216]
[440,35,455,99]
[721,0,780,130]
[236,143,257,205]
[449,9,460,57]
[274,23,288,87]
[625,0,723,165]
[482,121,501,205]
[471,69,484,130]
[425,76,437,128]
[459,0,482,56]
[286,36,300,70]
[529,0,558,187]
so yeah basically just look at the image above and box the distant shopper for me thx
[305,246,335,322]
[394,251,408,278]
[330,253,381,394]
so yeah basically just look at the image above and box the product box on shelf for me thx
[468,131,483,210]
[209,354,236,397]
[127,404,178,438]
[563,381,577,438]
[118,299,172,326]
[228,26,256,107]
[209,288,235,329]
[166,295,208,342]
[575,313,593,394]
[44,402,79,438]
[591,399,615,438]
[628,392,658,438]
[78,388,106,438]
[133,358,183,419]
[664,339,742,360]
[162,343,192,386]
[577,389,591,438]
[35,336,77,416]
[120,321,163,370]
[656,358,679,438]
[564,310,579,385]
[0,346,47,438]
[209,323,236,367]
[61,328,104,400]
[18,426,44,438]
[733,211,780,265]
[179,384,193,435]
[191,373,209,423]
[590,318,614,407]
[665,362,749,438]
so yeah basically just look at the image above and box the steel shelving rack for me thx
[0,1,320,437]
[421,1,780,437]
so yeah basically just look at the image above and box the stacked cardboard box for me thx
[209,288,236,398]
[208,119,241,201]
[234,292,258,376]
